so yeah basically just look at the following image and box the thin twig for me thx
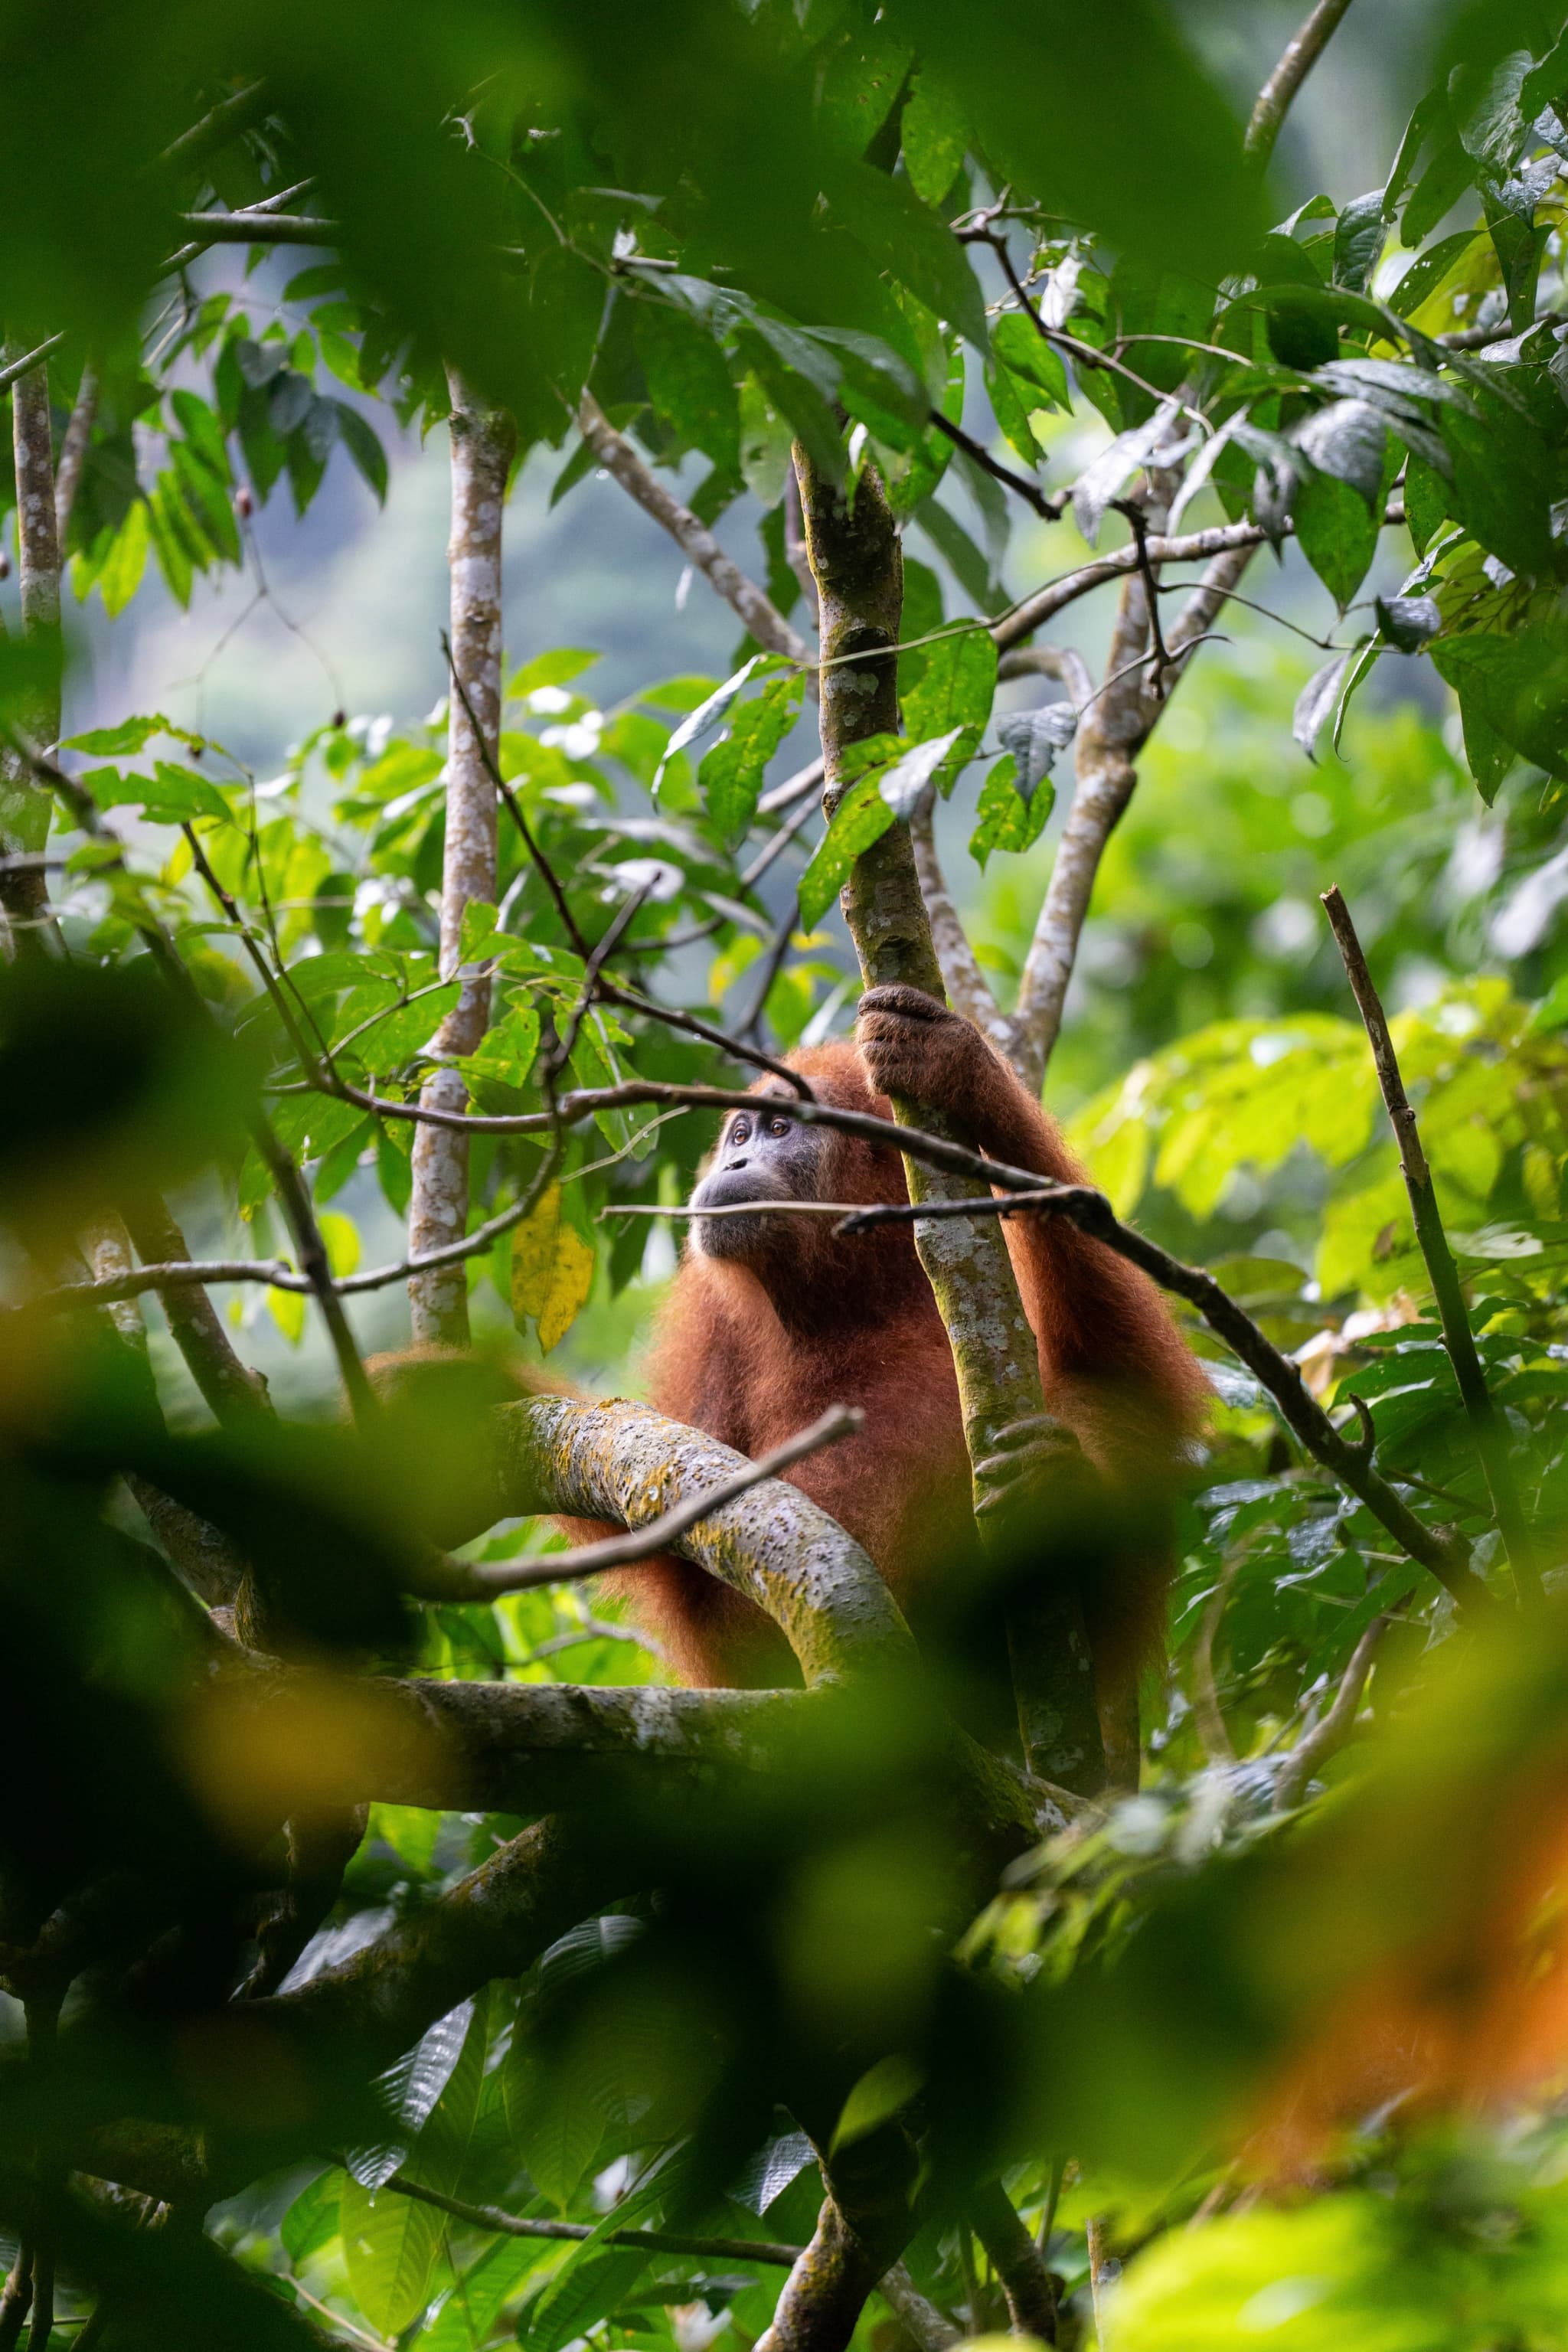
[443,632,593,960]
[1273,1602,1403,1811]
[439,1403,864,1596]
[1246,0,1358,167]
[379,2171,805,2267]
[928,412,1063,522]
[0,338,66,400]
[737,898,799,1045]
[1109,496,1174,692]
[1321,887,1540,1606]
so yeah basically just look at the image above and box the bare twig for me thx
[928,410,1063,522]
[575,392,808,662]
[737,897,800,1044]
[439,1404,864,1596]
[0,338,66,400]
[1192,1561,1240,1766]
[1246,0,1358,167]
[1273,1603,1402,1811]
[172,209,336,243]
[379,2171,805,2265]
[1321,887,1539,1605]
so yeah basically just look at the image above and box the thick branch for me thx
[410,372,514,1345]
[969,2180,1058,2344]
[1,356,60,935]
[1246,0,1358,167]
[119,1197,270,1422]
[1322,887,1539,1603]
[577,394,808,662]
[794,443,1102,1794]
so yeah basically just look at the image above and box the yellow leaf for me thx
[317,1209,361,1278]
[510,1184,563,1319]
[509,1186,597,1348]
[269,1283,305,1345]
[537,1223,596,1354]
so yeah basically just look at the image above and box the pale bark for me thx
[1246,0,1357,166]
[54,363,96,541]
[1,358,60,938]
[409,373,514,1345]
[577,393,808,663]
[793,446,1103,1795]
[909,792,1015,1061]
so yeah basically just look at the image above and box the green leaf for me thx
[902,70,969,204]
[521,2248,650,2352]
[457,1000,541,1106]
[351,984,461,1076]
[823,157,988,348]
[1388,227,1487,318]
[332,402,389,504]
[1332,191,1386,292]
[63,713,175,756]
[738,376,795,507]
[900,625,997,779]
[831,2053,923,2152]
[280,2167,341,2266]
[736,321,844,484]
[89,499,152,620]
[969,753,1054,869]
[699,671,805,837]
[914,497,1001,610]
[1439,400,1555,578]
[510,649,600,697]
[634,302,740,474]
[1403,454,1450,551]
[1294,471,1380,609]
[985,359,1040,465]
[1297,399,1387,507]
[991,314,1070,412]
[1430,624,1568,787]
[341,2173,443,2336]
[798,773,900,929]
[80,762,230,825]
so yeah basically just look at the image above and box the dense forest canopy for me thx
[6,2,1568,2348]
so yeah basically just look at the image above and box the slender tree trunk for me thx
[794,446,1103,1795]
[1,357,60,942]
[408,373,514,1346]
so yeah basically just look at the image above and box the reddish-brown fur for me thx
[601,990,1207,1693]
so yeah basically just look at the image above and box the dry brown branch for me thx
[119,1197,271,1422]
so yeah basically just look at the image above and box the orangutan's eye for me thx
[767,1116,789,1138]
[730,1118,751,1145]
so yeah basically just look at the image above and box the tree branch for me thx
[908,792,1014,1062]
[54,364,97,542]
[794,441,1104,1794]
[1,353,60,939]
[118,1197,271,1422]
[1272,1604,1398,1811]
[379,2173,805,2267]
[577,394,808,662]
[969,2181,1057,2343]
[1245,0,1358,168]
[410,372,514,1347]
[1321,887,1539,1604]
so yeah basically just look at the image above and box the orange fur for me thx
[604,998,1207,1693]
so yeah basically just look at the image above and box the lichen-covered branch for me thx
[409,372,514,1344]
[792,445,1102,1793]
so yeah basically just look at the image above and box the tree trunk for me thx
[408,373,514,1346]
[793,447,1103,1796]
[1,357,60,942]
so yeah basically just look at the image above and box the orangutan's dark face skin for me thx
[688,1094,828,1263]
